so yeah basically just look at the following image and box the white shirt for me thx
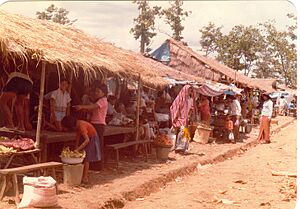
[230,99,241,116]
[261,99,273,118]
[50,89,71,112]
[107,102,116,115]
[278,98,287,107]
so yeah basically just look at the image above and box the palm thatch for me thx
[0,10,205,88]
[165,39,253,86]
[250,78,277,93]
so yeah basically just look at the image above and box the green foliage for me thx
[198,15,297,86]
[130,0,161,53]
[258,20,296,86]
[161,0,191,41]
[199,22,223,56]
[36,4,77,25]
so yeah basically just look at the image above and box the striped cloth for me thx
[170,85,192,128]
[196,83,243,97]
[197,84,225,97]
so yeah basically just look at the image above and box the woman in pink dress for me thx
[75,83,108,169]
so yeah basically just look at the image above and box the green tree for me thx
[258,20,296,86]
[130,0,161,53]
[161,0,191,41]
[198,16,297,86]
[219,25,265,76]
[36,4,77,25]
[199,22,223,56]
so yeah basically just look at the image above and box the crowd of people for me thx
[0,72,294,183]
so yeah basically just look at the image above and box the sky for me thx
[0,0,297,54]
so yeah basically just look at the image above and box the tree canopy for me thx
[130,0,161,53]
[161,0,191,41]
[199,15,297,86]
[36,4,77,25]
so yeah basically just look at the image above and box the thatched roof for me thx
[164,39,253,86]
[276,84,297,95]
[0,10,205,88]
[250,78,277,93]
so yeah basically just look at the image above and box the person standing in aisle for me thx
[75,82,108,169]
[258,93,273,144]
[228,94,242,143]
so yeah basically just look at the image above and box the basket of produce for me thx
[153,134,173,148]
[60,147,86,164]
[153,134,172,160]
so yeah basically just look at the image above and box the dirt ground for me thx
[124,122,297,209]
[0,116,295,209]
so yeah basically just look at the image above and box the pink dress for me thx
[90,97,108,125]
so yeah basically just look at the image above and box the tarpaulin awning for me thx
[196,82,243,97]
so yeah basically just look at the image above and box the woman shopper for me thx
[257,93,273,144]
[198,95,211,125]
[75,83,108,169]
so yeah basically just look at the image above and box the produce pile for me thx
[153,134,173,147]
[0,145,16,154]
[60,147,86,158]
[0,136,34,154]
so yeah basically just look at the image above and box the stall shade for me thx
[196,83,243,97]
[197,84,225,97]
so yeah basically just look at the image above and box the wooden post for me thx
[249,88,254,124]
[68,70,73,93]
[35,61,46,149]
[134,75,141,152]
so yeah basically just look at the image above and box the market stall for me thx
[0,136,40,169]
[0,11,209,169]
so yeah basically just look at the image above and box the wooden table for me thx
[0,126,135,161]
[0,149,41,169]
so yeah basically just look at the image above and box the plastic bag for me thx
[175,127,190,152]
[229,131,235,140]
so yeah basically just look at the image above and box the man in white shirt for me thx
[228,95,242,143]
[277,96,287,115]
[50,79,71,131]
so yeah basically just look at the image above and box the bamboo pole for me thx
[134,74,141,152]
[35,61,46,149]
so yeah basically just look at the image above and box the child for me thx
[62,116,101,184]
[225,115,234,143]
[50,79,71,131]
[74,83,108,170]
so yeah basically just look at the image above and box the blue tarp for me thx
[150,42,170,63]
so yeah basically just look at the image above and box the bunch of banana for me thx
[60,147,86,158]
[0,145,16,154]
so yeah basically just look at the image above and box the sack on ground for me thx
[18,176,58,208]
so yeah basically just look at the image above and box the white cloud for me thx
[0,0,296,52]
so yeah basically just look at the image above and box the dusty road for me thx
[124,122,297,209]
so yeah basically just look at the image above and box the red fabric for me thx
[199,99,211,124]
[258,116,271,142]
[170,85,192,128]
[77,120,97,138]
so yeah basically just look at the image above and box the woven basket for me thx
[194,125,212,144]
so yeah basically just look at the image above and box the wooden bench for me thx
[106,140,151,167]
[0,162,63,203]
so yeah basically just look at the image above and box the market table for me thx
[0,126,135,161]
[0,149,41,169]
